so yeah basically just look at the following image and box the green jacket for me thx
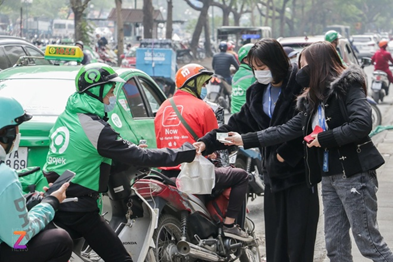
[231,63,256,113]
[44,92,196,212]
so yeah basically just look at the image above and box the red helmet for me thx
[227,41,235,51]
[175,63,213,89]
[379,39,389,48]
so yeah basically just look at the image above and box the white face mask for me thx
[10,133,21,153]
[254,70,273,85]
[104,96,117,112]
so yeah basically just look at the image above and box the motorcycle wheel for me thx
[372,91,380,104]
[370,103,382,129]
[153,214,185,262]
[183,54,192,64]
[239,218,261,262]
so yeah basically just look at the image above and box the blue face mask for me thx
[200,87,207,100]
[104,96,117,112]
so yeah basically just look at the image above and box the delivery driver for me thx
[43,63,196,261]
[154,63,251,241]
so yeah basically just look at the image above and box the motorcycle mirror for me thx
[361,57,372,69]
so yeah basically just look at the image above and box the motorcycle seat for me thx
[374,70,388,76]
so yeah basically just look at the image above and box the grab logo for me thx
[50,127,70,154]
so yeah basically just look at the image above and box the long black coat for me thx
[200,64,306,192]
[242,65,385,187]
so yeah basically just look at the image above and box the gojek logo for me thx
[50,126,70,154]
[13,231,27,249]
[49,126,70,165]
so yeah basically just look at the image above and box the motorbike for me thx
[206,75,232,114]
[130,169,261,262]
[176,49,193,64]
[370,70,389,103]
[97,47,117,67]
[367,96,382,130]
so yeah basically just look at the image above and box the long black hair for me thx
[247,38,290,84]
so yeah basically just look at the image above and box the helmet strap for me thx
[85,89,103,102]
[186,78,202,99]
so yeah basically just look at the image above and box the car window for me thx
[122,78,148,118]
[0,79,74,116]
[25,47,51,65]
[0,47,10,69]
[4,45,28,66]
[138,77,164,115]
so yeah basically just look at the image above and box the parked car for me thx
[1,45,167,170]
[0,36,51,70]
[351,34,379,59]
[278,35,359,66]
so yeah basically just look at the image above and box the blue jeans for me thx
[322,171,393,262]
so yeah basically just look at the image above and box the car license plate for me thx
[4,147,28,170]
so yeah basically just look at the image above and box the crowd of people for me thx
[1,30,393,262]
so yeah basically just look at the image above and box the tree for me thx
[143,0,154,38]
[165,0,173,39]
[69,0,90,43]
[115,0,123,66]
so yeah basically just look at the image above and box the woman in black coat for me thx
[195,39,319,262]
[221,41,393,261]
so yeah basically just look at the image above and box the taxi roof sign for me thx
[44,45,83,62]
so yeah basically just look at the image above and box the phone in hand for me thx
[44,170,75,196]
[304,125,323,143]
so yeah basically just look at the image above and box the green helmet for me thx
[238,43,254,63]
[75,63,125,93]
[325,30,341,43]
[0,96,32,152]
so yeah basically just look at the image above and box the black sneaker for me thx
[223,224,253,242]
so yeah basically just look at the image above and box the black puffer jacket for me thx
[242,65,385,187]
[200,64,306,192]
[212,52,239,78]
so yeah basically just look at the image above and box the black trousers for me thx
[264,183,319,262]
[0,224,72,262]
[54,210,133,262]
[163,166,248,219]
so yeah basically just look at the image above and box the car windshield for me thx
[0,79,75,116]
[353,37,372,43]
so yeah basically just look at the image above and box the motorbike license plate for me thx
[372,82,382,90]
[5,147,28,170]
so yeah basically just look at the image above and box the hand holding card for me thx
[216,132,232,143]
[304,125,323,143]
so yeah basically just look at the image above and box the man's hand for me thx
[193,142,206,154]
[277,154,285,162]
[225,132,243,146]
[50,183,69,203]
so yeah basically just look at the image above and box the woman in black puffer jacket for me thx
[224,41,393,262]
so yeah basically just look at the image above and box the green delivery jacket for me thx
[43,92,195,212]
[231,63,257,113]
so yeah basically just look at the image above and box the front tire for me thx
[370,103,382,129]
[239,218,261,262]
[372,91,380,104]
[153,214,183,262]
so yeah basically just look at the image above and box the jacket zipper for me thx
[357,141,372,153]
[337,149,347,178]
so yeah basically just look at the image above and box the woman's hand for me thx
[225,132,243,146]
[193,142,206,154]
[307,134,321,148]
[50,182,70,203]
[277,153,285,162]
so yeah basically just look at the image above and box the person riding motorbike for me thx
[283,46,299,64]
[43,63,196,262]
[75,40,91,65]
[325,30,346,66]
[231,43,256,113]
[0,96,72,262]
[371,39,393,95]
[154,63,251,241]
[212,42,239,85]
[227,41,240,64]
